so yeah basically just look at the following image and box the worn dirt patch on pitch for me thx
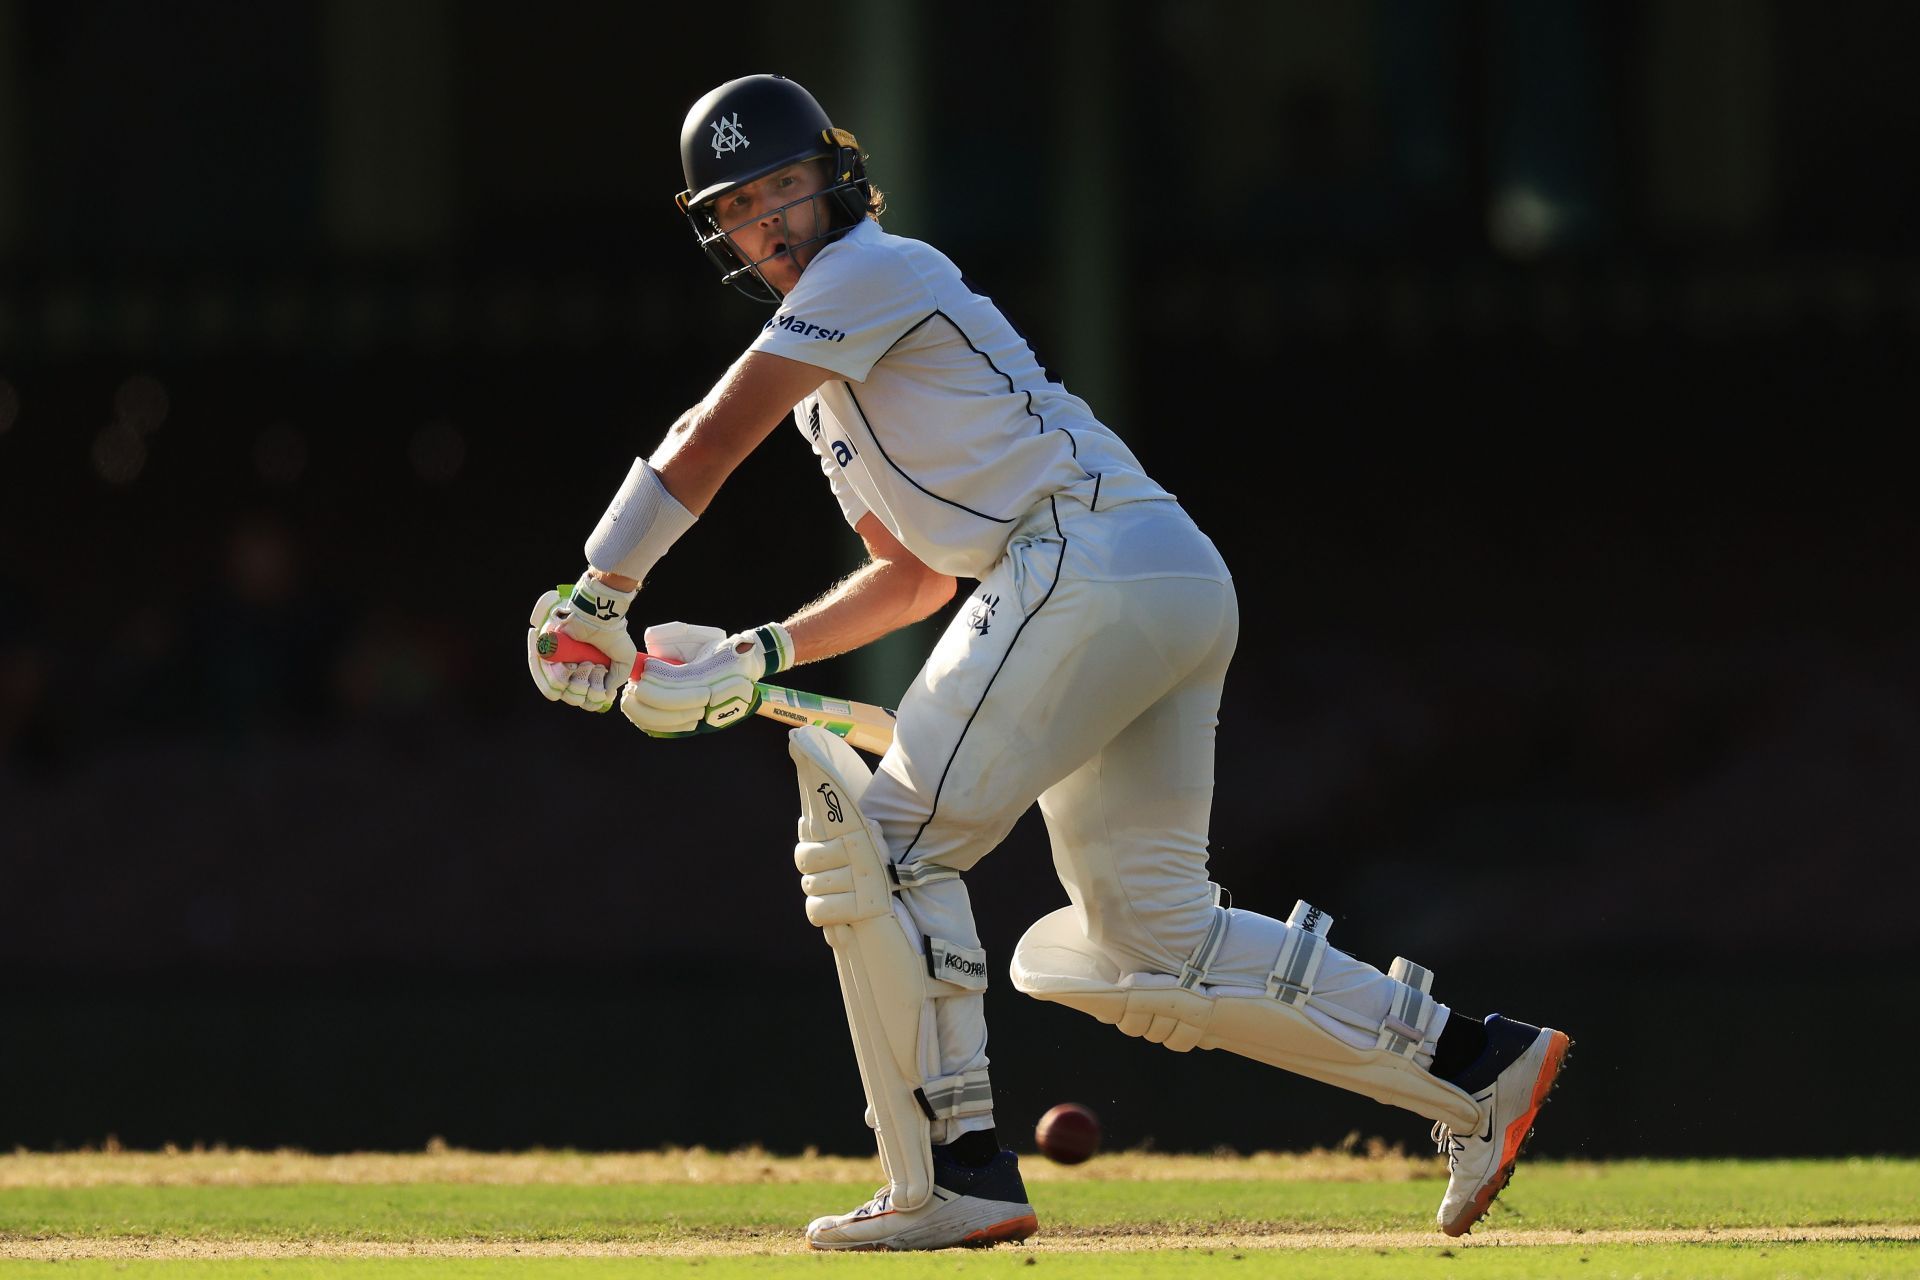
[4,1225,1918,1259]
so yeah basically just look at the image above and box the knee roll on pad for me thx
[789,726,992,1212]
[1009,900,1483,1132]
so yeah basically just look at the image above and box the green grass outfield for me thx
[1,1148,1915,1279]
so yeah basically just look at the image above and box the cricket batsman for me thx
[527,73,1572,1250]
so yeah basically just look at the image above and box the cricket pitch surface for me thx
[3,1146,1916,1277]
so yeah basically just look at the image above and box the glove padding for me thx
[526,573,640,712]
[620,621,791,738]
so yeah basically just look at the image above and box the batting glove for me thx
[526,572,640,712]
[619,620,794,738]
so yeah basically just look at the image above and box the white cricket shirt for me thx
[748,219,1173,579]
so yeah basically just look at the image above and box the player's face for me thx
[710,161,833,296]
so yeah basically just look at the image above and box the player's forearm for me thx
[783,556,957,667]
[643,349,833,524]
[583,408,727,594]
[647,404,744,519]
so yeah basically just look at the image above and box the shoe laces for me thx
[1431,1121,1464,1168]
[853,1186,893,1219]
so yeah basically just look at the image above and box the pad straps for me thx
[920,933,992,1123]
[919,1068,995,1121]
[1378,956,1440,1058]
[1262,900,1441,1059]
[1266,899,1334,1003]
[888,861,961,889]
[1178,887,1231,990]
[925,935,988,991]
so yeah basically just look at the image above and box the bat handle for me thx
[538,630,683,676]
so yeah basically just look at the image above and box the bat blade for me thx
[751,682,897,756]
[536,628,896,755]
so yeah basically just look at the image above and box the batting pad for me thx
[790,726,991,1212]
[1010,905,1484,1131]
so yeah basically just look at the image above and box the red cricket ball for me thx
[1034,1101,1102,1165]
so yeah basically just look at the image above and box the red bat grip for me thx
[537,630,682,674]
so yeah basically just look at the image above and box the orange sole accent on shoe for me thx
[962,1213,1040,1245]
[1500,1030,1570,1166]
[1441,1030,1574,1238]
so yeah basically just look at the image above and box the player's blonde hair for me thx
[828,127,887,221]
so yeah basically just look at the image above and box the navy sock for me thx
[1429,1013,1489,1084]
[1433,1013,1545,1094]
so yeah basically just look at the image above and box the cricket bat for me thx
[536,630,896,756]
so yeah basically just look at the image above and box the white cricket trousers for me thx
[858,494,1446,1140]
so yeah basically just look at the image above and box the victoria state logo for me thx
[967,592,1000,635]
[709,112,749,157]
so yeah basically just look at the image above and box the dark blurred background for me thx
[3,1,1918,1160]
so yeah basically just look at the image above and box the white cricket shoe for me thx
[806,1149,1039,1251]
[1432,1013,1573,1236]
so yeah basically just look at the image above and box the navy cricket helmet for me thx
[674,74,871,303]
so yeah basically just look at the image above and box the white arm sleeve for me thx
[584,459,698,583]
